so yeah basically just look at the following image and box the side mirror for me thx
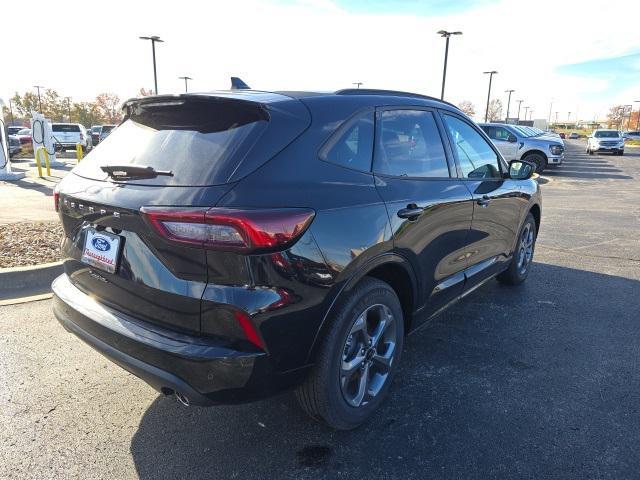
[508,160,535,180]
[507,134,517,143]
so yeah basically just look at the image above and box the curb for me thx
[0,261,63,301]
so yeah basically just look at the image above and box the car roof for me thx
[125,89,461,113]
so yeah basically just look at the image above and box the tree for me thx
[458,100,475,117]
[95,93,122,123]
[607,105,626,128]
[487,99,503,121]
[138,88,154,97]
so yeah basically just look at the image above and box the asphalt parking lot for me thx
[1,140,639,480]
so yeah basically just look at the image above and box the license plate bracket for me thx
[81,228,122,274]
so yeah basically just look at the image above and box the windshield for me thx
[594,131,620,138]
[512,126,533,137]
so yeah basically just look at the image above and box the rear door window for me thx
[373,109,450,178]
[320,111,374,172]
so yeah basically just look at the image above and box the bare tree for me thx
[458,100,476,117]
[487,99,503,122]
[607,105,628,129]
[138,88,154,97]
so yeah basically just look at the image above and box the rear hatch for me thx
[57,92,310,334]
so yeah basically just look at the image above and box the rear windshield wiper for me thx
[100,165,173,180]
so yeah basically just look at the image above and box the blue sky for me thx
[556,53,640,101]
[323,0,495,15]
[1,0,639,121]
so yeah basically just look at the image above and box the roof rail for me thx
[335,88,458,109]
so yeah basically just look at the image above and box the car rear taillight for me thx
[140,207,315,253]
[53,186,60,212]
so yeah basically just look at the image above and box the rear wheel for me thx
[524,153,547,173]
[296,277,404,430]
[497,213,536,286]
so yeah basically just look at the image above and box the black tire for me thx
[588,149,594,155]
[497,213,537,286]
[523,152,547,173]
[296,277,404,430]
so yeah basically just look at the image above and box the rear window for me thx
[73,98,270,186]
[91,126,101,133]
[101,125,115,133]
[52,124,80,133]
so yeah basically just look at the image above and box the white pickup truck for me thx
[51,123,91,152]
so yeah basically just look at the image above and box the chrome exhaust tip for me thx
[175,391,190,407]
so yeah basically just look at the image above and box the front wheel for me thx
[497,213,537,285]
[524,153,547,173]
[296,277,404,430]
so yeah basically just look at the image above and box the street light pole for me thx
[483,70,498,122]
[352,82,363,89]
[178,76,193,93]
[548,100,554,124]
[139,36,164,95]
[33,85,44,112]
[516,100,523,120]
[505,89,515,122]
[438,30,462,100]
[65,97,72,121]
[8,99,14,125]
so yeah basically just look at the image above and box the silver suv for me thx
[479,123,564,173]
[587,129,624,155]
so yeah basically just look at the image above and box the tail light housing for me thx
[140,207,315,253]
[53,185,60,212]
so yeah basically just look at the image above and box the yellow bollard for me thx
[35,147,44,178]
[43,149,51,177]
[76,143,84,163]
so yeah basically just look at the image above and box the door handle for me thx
[476,195,491,207]
[397,204,424,219]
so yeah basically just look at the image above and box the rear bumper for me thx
[52,274,301,405]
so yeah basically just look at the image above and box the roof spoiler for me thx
[231,77,251,90]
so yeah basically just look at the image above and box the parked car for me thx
[53,88,542,430]
[98,124,116,142]
[90,125,102,146]
[622,131,640,141]
[51,123,91,152]
[479,123,564,172]
[8,135,22,157]
[587,129,624,155]
[7,126,24,136]
[16,128,32,152]
[569,132,580,139]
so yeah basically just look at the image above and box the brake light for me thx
[140,207,315,252]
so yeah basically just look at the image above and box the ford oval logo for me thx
[92,237,111,252]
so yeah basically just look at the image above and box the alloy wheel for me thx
[340,304,397,408]
[516,223,534,275]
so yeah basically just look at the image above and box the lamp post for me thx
[548,99,554,124]
[178,76,193,93]
[33,85,44,112]
[437,30,462,100]
[8,99,14,125]
[65,97,72,121]
[516,99,523,121]
[139,36,164,95]
[505,89,515,122]
[352,82,363,89]
[483,70,498,122]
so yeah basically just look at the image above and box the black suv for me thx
[52,89,541,429]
